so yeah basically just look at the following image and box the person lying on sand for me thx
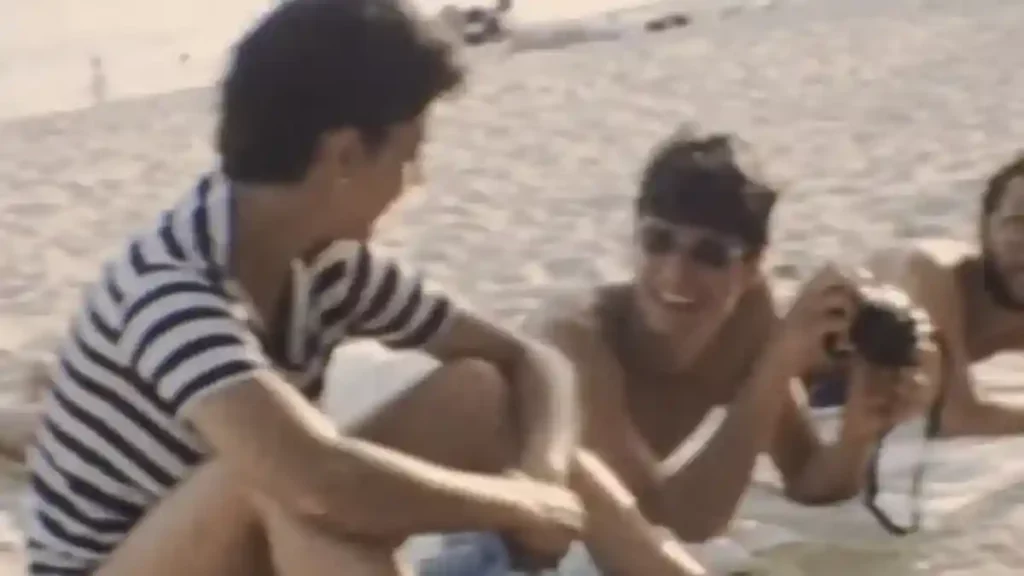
[857,153,1024,437]
[23,2,595,574]
[519,130,937,552]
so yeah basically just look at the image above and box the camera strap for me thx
[862,389,944,536]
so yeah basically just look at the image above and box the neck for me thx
[620,295,699,378]
[230,182,366,315]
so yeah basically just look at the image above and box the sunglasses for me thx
[637,219,745,269]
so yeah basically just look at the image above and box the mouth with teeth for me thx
[656,290,698,309]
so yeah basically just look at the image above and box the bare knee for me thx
[201,464,401,575]
[444,358,510,418]
[93,461,270,576]
[249,487,403,576]
[355,357,519,472]
[437,358,519,466]
[407,358,519,471]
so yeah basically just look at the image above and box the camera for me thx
[827,283,927,369]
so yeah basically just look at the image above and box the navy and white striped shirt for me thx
[26,174,452,574]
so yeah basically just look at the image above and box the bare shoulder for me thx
[864,238,976,329]
[865,239,975,284]
[523,288,606,348]
[522,286,626,387]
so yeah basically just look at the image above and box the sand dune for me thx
[3,0,1024,573]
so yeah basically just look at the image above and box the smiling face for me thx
[633,216,757,363]
[629,130,774,364]
[985,175,1024,301]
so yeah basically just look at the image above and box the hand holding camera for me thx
[776,265,932,374]
[777,264,936,436]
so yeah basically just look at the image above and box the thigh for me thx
[93,463,271,576]
[352,357,519,474]
[256,492,407,576]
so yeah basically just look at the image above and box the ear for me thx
[745,188,777,220]
[315,127,366,181]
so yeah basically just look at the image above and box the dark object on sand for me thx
[457,0,514,46]
[462,7,504,45]
[643,12,691,33]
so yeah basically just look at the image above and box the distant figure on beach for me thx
[860,153,1024,437]
[23,1,589,574]
[514,130,936,561]
[89,56,107,105]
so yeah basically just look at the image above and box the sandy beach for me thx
[3,0,1024,573]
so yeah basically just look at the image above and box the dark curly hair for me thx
[981,153,1024,219]
[636,128,779,255]
[217,0,464,184]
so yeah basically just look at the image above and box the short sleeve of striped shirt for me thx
[119,267,269,417]
[311,242,454,350]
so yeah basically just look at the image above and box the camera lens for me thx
[849,300,919,368]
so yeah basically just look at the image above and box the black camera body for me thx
[829,284,926,369]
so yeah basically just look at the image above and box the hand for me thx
[504,475,584,570]
[772,265,859,373]
[841,345,939,439]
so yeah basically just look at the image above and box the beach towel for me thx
[325,342,1024,575]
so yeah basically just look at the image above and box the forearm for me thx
[295,435,533,538]
[783,427,875,504]
[650,356,794,542]
[512,341,580,480]
[572,451,706,576]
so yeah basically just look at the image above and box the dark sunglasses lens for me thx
[640,226,675,255]
[690,238,733,268]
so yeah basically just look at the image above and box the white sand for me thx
[3,0,1024,573]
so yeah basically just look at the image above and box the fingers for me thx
[861,364,936,426]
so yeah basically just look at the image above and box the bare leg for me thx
[93,460,401,576]
[355,358,705,575]
[353,357,519,473]
[92,357,517,576]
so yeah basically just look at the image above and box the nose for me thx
[653,251,703,297]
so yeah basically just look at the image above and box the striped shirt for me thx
[25,174,453,574]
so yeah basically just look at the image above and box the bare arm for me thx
[337,244,578,482]
[871,248,1024,436]
[123,268,554,540]
[189,372,555,537]
[649,345,797,541]
[936,337,1024,436]
[531,308,703,573]
[768,377,876,504]
[558,280,867,540]
[422,309,580,482]
[570,451,706,576]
